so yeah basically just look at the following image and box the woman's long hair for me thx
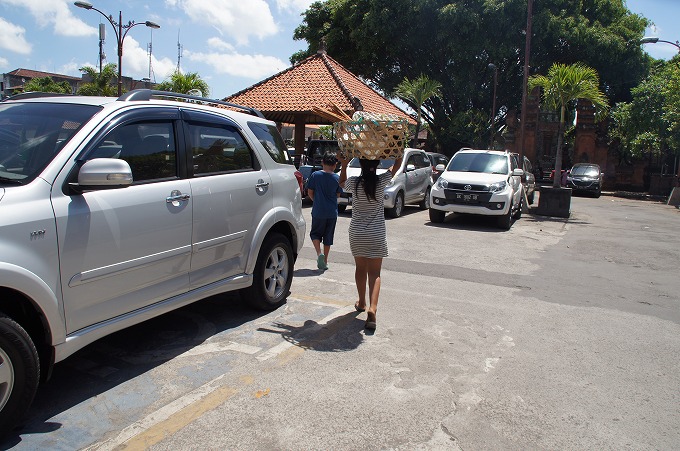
[356,159,380,201]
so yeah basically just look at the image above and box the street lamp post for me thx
[488,63,499,148]
[74,1,160,96]
[640,36,680,53]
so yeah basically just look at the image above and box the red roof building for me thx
[224,49,415,154]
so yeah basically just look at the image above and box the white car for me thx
[429,148,524,229]
[341,148,433,217]
[0,89,305,433]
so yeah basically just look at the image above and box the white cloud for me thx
[118,36,176,81]
[274,0,316,12]
[207,37,236,53]
[3,0,95,37]
[186,49,287,80]
[0,56,9,69]
[173,0,278,45]
[0,17,31,54]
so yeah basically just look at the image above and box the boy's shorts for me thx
[310,217,338,245]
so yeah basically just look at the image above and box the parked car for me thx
[0,90,306,433]
[296,139,341,199]
[343,148,433,217]
[566,163,603,197]
[429,148,524,229]
[425,151,449,182]
[512,153,536,204]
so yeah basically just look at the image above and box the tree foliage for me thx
[156,71,210,97]
[21,77,72,94]
[395,74,442,146]
[609,59,680,167]
[528,63,608,187]
[77,64,118,96]
[293,0,649,153]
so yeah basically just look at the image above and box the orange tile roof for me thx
[8,68,81,81]
[224,51,416,125]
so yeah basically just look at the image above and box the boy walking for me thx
[306,152,342,270]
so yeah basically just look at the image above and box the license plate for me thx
[456,193,478,202]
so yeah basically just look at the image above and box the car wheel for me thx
[241,233,293,311]
[527,190,535,205]
[429,208,445,223]
[419,188,431,210]
[514,194,522,219]
[387,192,404,218]
[594,189,601,198]
[497,203,513,230]
[0,315,40,436]
[337,204,347,213]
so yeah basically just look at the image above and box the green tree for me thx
[528,63,609,188]
[156,71,210,97]
[77,64,118,96]
[395,74,441,147]
[293,0,648,154]
[22,77,71,94]
[610,59,680,172]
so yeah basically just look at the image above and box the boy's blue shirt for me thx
[307,170,342,218]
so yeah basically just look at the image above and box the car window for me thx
[348,158,394,169]
[571,165,599,176]
[449,153,508,174]
[189,122,255,175]
[414,152,430,169]
[88,121,177,182]
[248,121,292,165]
[0,102,100,184]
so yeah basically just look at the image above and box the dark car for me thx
[425,152,449,181]
[566,163,603,197]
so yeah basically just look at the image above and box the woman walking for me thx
[338,155,402,330]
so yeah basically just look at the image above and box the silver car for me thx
[0,90,305,433]
[342,148,433,217]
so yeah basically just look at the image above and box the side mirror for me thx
[406,163,416,172]
[73,158,133,192]
[512,168,524,177]
[435,164,446,172]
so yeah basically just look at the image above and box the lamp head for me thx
[145,21,160,29]
[74,1,93,9]
[640,36,659,44]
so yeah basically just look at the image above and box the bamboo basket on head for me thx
[333,111,408,160]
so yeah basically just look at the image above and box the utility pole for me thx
[98,23,106,73]
[177,30,183,73]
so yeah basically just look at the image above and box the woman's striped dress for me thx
[343,170,393,258]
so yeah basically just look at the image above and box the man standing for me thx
[306,152,342,270]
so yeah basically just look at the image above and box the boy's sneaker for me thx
[317,254,326,270]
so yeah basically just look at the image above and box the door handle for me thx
[166,190,190,203]
[256,180,270,189]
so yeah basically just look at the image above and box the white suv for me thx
[0,90,305,432]
[429,148,524,229]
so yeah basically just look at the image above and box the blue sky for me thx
[0,0,677,99]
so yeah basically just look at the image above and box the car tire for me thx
[497,203,513,230]
[429,208,446,223]
[337,204,347,213]
[527,190,535,205]
[594,189,601,198]
[240,233,293,311]
[514,194,522,220]
[387,192,404,218]
[419,188,431,210]
[0,315,40,436]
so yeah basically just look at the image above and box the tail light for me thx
[294,169,304,193]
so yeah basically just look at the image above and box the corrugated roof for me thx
[224,51,415,125]
[7,68,81,81]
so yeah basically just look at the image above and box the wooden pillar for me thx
[294,114,306,156]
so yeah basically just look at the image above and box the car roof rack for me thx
[1,91,73,102]
[118,89,265,119]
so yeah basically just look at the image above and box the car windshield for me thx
[448,152,508,174]
[348,157,394,169]
[0,102,101,184]
[571,165,599,177]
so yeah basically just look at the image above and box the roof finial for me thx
[317,37,327,55]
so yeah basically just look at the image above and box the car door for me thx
[405,151,430,202]
[54,109,193,333]
[182,109,272,288]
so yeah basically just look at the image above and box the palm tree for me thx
[156,71,210,97]
[77,64,118,96]
[395,75,441,147]
[528,63,609,188]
